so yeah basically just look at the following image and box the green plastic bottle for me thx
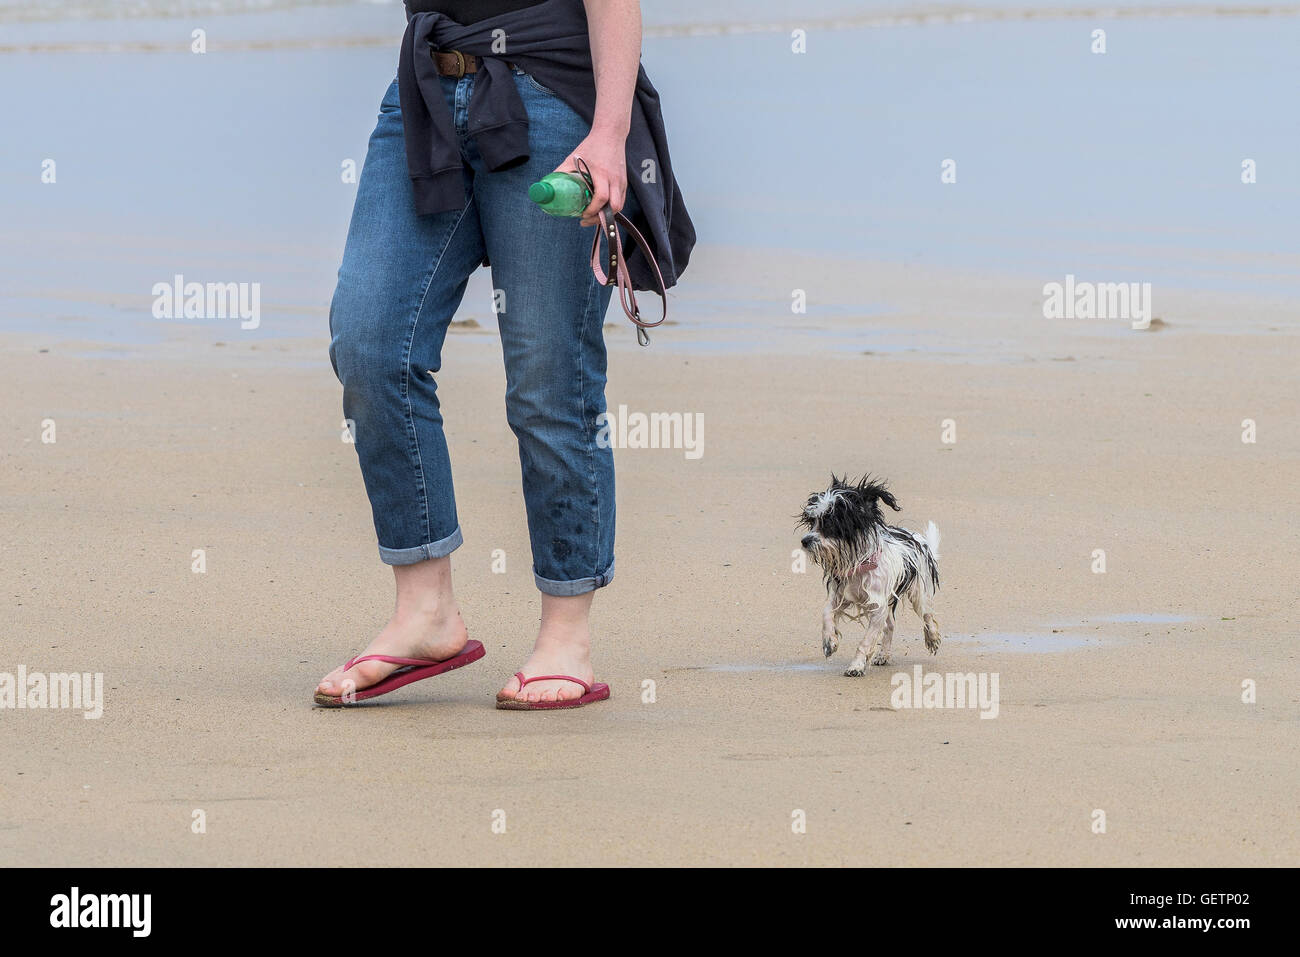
[528,172,592,217]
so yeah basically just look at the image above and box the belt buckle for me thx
[451,49,467,78]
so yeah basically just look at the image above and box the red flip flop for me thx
[313,640,485,707]
[496,672,610,711]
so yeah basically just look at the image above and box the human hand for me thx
[555,127,628,227]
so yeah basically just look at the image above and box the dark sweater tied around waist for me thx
[398,0,694,292]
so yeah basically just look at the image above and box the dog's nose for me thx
[800,534,818,549]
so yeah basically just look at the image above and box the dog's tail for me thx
[923,521,941,560]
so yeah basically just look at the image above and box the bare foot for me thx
[497,632,594,705]
[498,591,598,705]
[318,604,468,700]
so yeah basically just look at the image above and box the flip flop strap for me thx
[347,654,440,668]
[514,672,591,693]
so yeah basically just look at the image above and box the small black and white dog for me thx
[798,475,942,676]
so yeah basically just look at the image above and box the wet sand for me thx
[2,256,1297,864]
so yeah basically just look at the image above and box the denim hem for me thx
[378,525,463,566]
[533,560,615,597]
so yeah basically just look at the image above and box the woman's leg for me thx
[317,558,466,698]
[319,77,486,697]
[472,71,636,703]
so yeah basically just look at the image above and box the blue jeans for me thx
[329,70,633,596]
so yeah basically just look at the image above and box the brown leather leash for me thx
[574,157,667,347]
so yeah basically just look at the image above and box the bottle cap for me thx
[528,181,555,205]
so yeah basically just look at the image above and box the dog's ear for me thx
[857,476,901,511]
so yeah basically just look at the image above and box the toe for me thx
[318,664,346,694]
[328,660,385,698]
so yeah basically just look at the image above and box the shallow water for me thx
[700,632,1105,671]
[702,662,828,673]
[707,629,1112,669]
[619,606,1194,674]
[2,2,1296,352]
[1090,612,1195,624]
[945,631,1114,652]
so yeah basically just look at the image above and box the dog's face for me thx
[798,474,899,573]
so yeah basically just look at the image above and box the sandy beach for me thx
[1,0,1298,867]
[3,245,1297,865]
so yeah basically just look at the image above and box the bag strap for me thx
[575,157,667,347]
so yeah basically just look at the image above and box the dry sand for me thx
[1,252,1297,866]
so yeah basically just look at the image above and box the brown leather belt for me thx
[431,50,502,78]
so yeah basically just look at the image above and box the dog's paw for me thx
[843,667,864,677]
[870,652,890,666]
[822,632,840,658]
[923,618,941,655]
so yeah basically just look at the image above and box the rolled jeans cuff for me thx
[378,525,463,565]
[533,560,615,597]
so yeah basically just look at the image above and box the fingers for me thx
[555,152,626,226]
[580,176,611,226]
[579,178,629,225]
[608,173,626,214]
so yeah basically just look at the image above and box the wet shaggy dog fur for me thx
[798,475,942,675]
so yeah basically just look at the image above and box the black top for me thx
[406,1,545,25]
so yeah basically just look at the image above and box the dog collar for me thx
[850,549,881,576]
